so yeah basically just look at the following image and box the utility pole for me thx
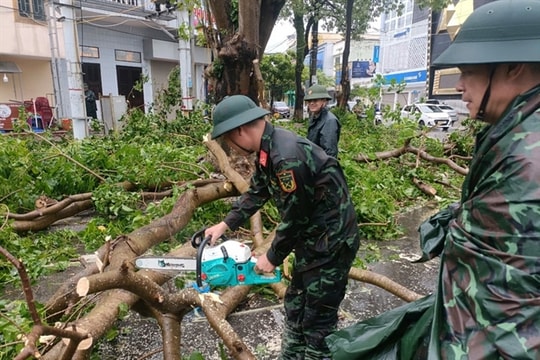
[46,0,66,120]
[54,0,87,139]
[177,8,193,111]
[426,8,433,99]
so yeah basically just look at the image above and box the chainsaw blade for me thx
[135,256,197,272]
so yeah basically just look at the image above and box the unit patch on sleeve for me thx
[277,170,297,192]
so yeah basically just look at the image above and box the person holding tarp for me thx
[326,0,540,358]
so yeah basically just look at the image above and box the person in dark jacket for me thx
[304,84,341,158]
[84,83,98,119]
[205,95,360,359]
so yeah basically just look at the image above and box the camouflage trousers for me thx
[280,246,356,360]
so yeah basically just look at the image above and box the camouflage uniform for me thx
[307,107,341,158]
[223,121,360,359]
[327,86,540,360]
[327,0,540,357]
[429,85,540,359]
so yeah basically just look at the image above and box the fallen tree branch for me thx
[412,177,437,197]
[34,181,241,359]
[7,193,94,221]
[354,138,469,176]
[0,245,41,325]
[29,130,106,183]
[5,179,226,233]
[203,134,266,248]
[9,136,433,359]
[13,324,91,360]
[349,267,424,302]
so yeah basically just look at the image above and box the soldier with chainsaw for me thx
[205,94,360,359]
[304,84,341,158]
[327,0,540,359]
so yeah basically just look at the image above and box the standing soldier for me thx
[205,95,360,359]
[352,99,366,120]
[327,0,540,358]
[304,84,341,158]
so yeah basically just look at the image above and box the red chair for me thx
[23,97,54,129]
[34,97,54,128]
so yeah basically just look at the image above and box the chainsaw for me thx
[135,229,281,289]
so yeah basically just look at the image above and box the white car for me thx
[437,104,459,125]
[373,111,385,125]
[400,103,452,129]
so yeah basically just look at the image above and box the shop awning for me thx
[0,61,22,73]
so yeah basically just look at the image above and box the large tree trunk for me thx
[205,0,286,103]
[293,10,307,120]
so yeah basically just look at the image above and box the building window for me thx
[405,0,413,12]
[81,46,100,59]
[18,0,45,20]
[115,50,141,63]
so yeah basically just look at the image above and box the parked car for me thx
[400,103,452,129]
[327,102,337,109]
[437,104,459,125]
[271,101,290,118]
[373,111,385,125]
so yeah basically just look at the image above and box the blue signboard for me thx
[303,49,325,70]
[383,70,427,84]
[352,61,376,78]
[373,46,380,63]
[317,49,324,70]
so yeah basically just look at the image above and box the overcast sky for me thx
[266,18,381,53]
[266,21,295,53]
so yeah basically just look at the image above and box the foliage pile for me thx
[0,100,477,359]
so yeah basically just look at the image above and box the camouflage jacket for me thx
[307,107,341,158]
[429,85,540,359]
[223,122,359,272]
[326,85,540,360]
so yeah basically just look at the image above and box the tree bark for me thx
[205,0,286,102]
[293,9,307,119]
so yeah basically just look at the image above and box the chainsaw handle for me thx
[191,228,227,248]
[191,229,207,248]
[192,229,228,288]
[196,235,211,288]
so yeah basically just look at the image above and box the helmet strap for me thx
[227,132,252,154]
[475,65,497,121]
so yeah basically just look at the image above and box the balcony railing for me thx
[79,0,175,20]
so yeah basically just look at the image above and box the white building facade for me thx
[378,0,431,109]
[0,0,210,136]
[333,34,380,89]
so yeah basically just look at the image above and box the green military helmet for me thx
[433,0,540,68]
[304,84,332,100]
[211,95,270,139]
